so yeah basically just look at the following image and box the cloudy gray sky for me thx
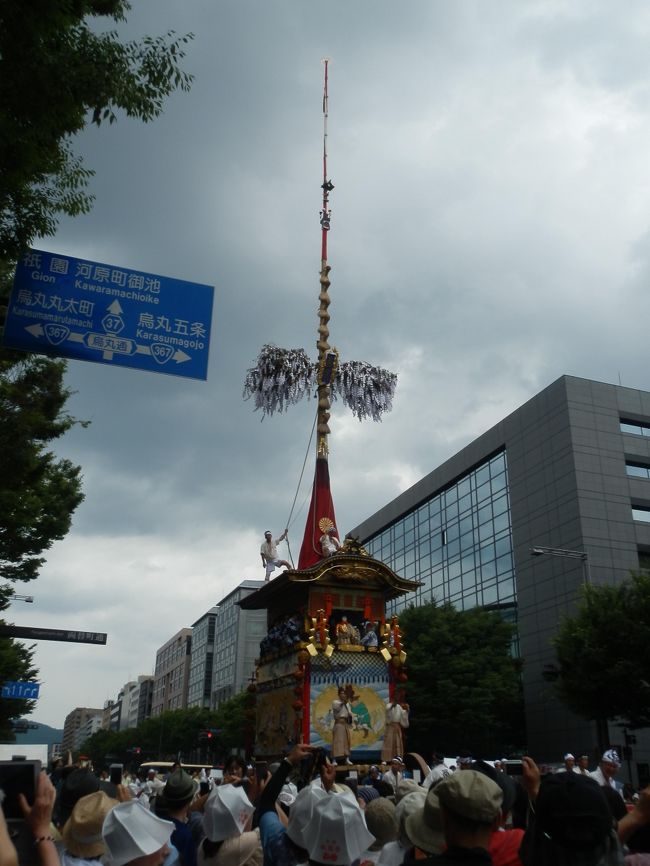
[10,0,650,729]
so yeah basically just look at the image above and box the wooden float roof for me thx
[239,538,422,610]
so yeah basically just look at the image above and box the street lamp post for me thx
[530,543,606,748]
[530,545,591,584]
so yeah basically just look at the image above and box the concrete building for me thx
[351,375,650,784]
[108,684,128,732]
[101,700,113,732]
[212,581,266,708]
[188,607,219,709]
[151,628,192,716]
[79,711,104,746]
[125,675,154,729]
[61,707,103,754]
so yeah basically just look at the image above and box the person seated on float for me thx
[361,621,379,647]
[320,526,341,557]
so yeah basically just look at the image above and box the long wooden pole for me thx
[316,59,333,459]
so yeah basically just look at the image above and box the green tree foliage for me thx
[136,707,218,759]
[213,692,250,755]
[0,0,193,259]
[399,601,525,757]
[80,702,250,768]
[79,727,131,768]
[0,351,85,730]
[552,572,650,729]
[0,353,85,583]
[0,626,37,740]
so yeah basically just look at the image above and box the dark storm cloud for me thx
[20,0,650,725]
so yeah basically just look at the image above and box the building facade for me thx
[351,375,650,782]
[125,675,154,729]
[151,628,192,716]
[211,581,266,708]
[188,607,219,709]
[61,707,103,754]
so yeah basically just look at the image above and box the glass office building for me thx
[351,375,650,778]
[365,450,515,620]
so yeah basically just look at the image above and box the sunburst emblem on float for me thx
[318,517,335,533]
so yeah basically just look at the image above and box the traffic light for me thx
[199,728,220,744]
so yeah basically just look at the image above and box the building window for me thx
[626,462,650,479]
[621,419,650,437]
[367,449,514,625]
[632,506,650,523]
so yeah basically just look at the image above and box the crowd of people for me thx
[2,744,650,866]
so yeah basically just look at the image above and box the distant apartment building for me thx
[188,607,219,709]
[101,700,113,731]
[125,675,154,729]
[211,581,266,708]
[109,688,124,731]
[61,707,103,753]
[151,628,192,716]
[79,711,103,746]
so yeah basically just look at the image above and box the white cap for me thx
[303,793,375,865]
[102,800,172,866]
[203,784,254,842]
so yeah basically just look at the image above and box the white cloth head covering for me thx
[602,749,621,767]
[286,785,329,847]
[102,800,173,866]
[203,784,254,842]
[303,793,375,865]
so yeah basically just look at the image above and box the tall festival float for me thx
[241,61,419,761]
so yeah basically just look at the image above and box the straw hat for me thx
[62,791,117,858]
[303,793,375,865]
[210,830,261,866]
[102,800,173,866]
[203,784,255,842]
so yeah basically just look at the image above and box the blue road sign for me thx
[2,681,40,700]
[3,249,214,380]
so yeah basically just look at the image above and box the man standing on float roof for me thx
[260,528,290,580]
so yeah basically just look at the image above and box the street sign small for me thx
[3,249,214,380]
[0,625,107,645]
[2,681,40,699]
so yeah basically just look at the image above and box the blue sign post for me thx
[3,249,214,380]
